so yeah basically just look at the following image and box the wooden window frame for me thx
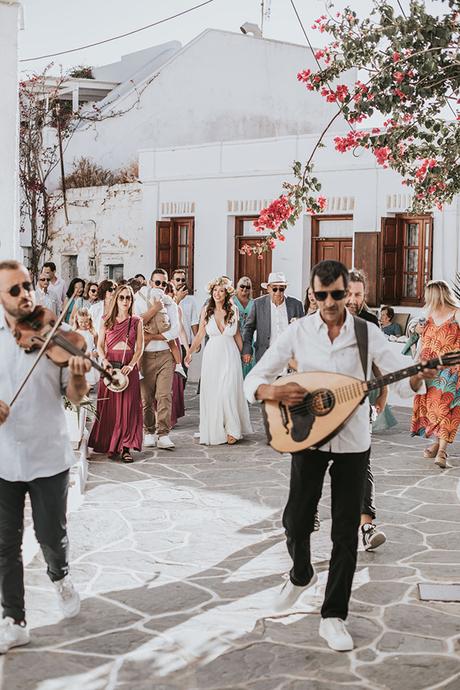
[156,217,195,289]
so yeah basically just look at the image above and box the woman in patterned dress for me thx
[411,280,460,468]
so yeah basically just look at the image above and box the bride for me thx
[186,277,252,445]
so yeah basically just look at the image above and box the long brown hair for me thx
[205,277,235,324]
[104,284,134,330]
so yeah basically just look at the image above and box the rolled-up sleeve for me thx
[244,325,295,403]
[370,326,426,398]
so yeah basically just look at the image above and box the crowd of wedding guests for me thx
[36,261,460,473]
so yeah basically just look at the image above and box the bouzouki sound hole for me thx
[310,389,335,416]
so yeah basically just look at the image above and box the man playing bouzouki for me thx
[244,260,438,652]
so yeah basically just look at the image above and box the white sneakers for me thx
[319,617,354,651]
[157,435,175,450]
[273,569,318,613]
[54,575,81,618]
[0,618,30,654]
[175,364,187,379]
[144,433,158,448]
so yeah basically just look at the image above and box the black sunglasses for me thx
[106,286,115,292]
[271,286,285,293]
[314,289,347,301]
[154,279,168,288]
[89,287,98,292]
[174,277,186,283]
[118,294,132,301]
[239,284,251,290]
[2,281,33,297]
[39,278,51,282]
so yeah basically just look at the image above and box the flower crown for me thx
[206,277,235,296]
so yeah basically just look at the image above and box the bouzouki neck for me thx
[364,352,459,394]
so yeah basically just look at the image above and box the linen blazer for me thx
[242,294,304,362]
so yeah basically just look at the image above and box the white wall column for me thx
[0,1,21,260]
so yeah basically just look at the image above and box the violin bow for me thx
[9,296,73,407]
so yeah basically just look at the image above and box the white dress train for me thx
[199,314,253,445]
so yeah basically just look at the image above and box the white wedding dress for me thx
[199,314,253,445]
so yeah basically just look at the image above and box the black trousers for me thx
[282,448,368,620]
[361,448,376,519]
[0,470,70,622]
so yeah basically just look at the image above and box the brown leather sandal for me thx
[434,449,448,468]
[423,443,439,458]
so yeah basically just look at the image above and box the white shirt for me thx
[244,309,422,453]
[270,299,289,345]
[35,287,60,315]
[89,301,105,336]
[134,289,179,352]
[0,306,75,481]
[48,276,67,310]
[178,294,199,345]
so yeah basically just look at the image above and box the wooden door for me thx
[379,217,399,303]
[235,236,272,297]
[354,232,380,306]
[156,218,194,288]
[313,238,353,268]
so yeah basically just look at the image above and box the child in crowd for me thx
[72,307,99,387]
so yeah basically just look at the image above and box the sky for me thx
[18,0,441,76]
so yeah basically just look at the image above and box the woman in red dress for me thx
[411,280,460,468]
[89,285,144,462]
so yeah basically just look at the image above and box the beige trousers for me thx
[140,350,175,437]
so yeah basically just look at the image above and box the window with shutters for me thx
[380,215,433,306]
[156,218,194,289]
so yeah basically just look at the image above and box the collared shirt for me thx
[179,294,199,345]
[48,276,67,310]
[244,309,423,453]
[270,299,289,345]
[0,306,75,481]
[35,287,60,315]
[134,290,179,352]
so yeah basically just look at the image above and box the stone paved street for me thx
[2,392,460,690]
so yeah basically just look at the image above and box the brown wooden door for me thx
[156,218,194,288]
[379,217,399,303]
[235,236,272,298]
[313,238,353,268]
[354,232,380,306]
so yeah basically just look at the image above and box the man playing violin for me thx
[0,260,90,654]
[244,260,438,653]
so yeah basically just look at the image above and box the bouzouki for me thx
[262,351,460,453]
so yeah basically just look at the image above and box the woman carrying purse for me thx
[89,285,144,462]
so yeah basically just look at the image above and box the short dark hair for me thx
[151,268,168,280]
[134,273,145,281]
[310,260,349,289]
[66,278,85,299]
[172,268,186,277]
[128,278,142,294]
[0,260,22,272]
[43,261,57,272]
[349,268,367,289]
[381,305,395,320]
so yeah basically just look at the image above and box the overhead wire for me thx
[20,0,216,62]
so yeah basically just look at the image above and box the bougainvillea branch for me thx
[243,0,460,256]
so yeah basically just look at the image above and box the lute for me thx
[262,351,460,453]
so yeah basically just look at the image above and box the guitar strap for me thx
[353,315,368,379]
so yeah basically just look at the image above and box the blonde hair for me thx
[72,307,96,334]
[424,280,460,313]
[237,276,253,300]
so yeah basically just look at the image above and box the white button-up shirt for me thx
[0,307,75,481]
[244,309,421,453]
[134,289,179,352]
[270,299,289,345]
[36,287,60,315]
[48,276,67,310]
[179,294,199,345]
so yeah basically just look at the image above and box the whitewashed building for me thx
[46,29,459,314]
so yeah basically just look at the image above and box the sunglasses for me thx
[314,289,347,301]
[239,285,251,290]
[154,280,168,288]
[118,294,132,301]
[106,286,115,292]
[1,281,33,297]
[89,288,98,293]
[39,278,51,282]
[174,277,186,283]
[271,286,285,293]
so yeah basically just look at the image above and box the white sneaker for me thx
[54,575,80,618]
[319,617,354,651]
[175,364,187,379]
[272,569,318,613]
[0,618,30,654]
[193,432,201,439]
[144,433,158,448]
[157,435,175,450]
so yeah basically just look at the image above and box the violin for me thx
[10,306,128,405]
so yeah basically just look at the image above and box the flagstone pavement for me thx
[2,391,460,690]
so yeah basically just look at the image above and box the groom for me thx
[242,272,304,365]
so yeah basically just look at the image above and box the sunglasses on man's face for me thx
[314,289,347,301]
[271,286,285,293]
[1,281,33,297]
[174,277,186,283]
[154,279,168,288]
[39,278,50,282]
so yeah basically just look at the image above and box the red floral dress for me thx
[411,315,460,443]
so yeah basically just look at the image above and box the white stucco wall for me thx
[63,30,356,175]
[0,1,20,260]
[49,184,144,282]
